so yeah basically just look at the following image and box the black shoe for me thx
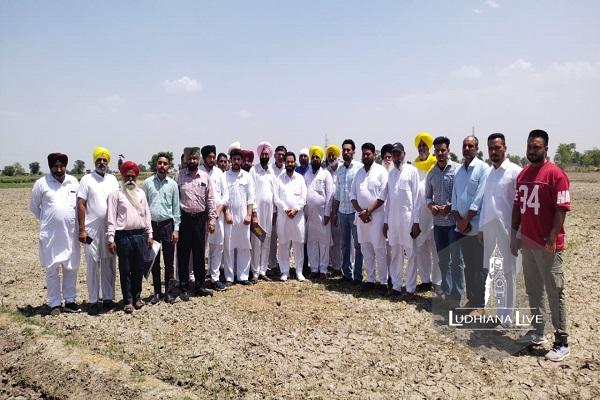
[360,282,376,292]
[150,294,161,305]
[103,300,117,310]
[258,274,272,282]
[134,298,145,309]
[416,282,433,292]
[195,285,214,296]
[180,291,190,302]
[50,306,61,316]
[238,280,252,286]
[250,276,259,284]
[225,281,234,288]
[165,293,176,304]
[211,281,227,291]
[63,302,81,313]
[387,288,402,297]
[404,292,417,302]
[88,303,102,315]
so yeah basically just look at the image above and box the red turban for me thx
[120,161,140,176]
[241,149,254,162]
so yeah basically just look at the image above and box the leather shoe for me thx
[195,285,214,296]
[134,298,145,309]
[123,304,134,314]
[150,294,161,305]
[180,291,190,302]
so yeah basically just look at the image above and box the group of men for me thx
[29,129,571,361]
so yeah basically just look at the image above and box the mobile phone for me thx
[85,236,93,245]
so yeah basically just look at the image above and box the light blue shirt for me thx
[143,174,181,230]
[334,159,363,214]
[451,157,490,236]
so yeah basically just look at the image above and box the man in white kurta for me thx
[383,143,422,298]
[326,144,342,275]
[202,145,230,291]
[77,147,119,311]
[274,152,307,281]
[224,149,255,284]
[413,132,441,292]
[350,143,388,289]
[305,146,334,277]
[30,153,81,314]
[480,133,522,322]
[268,145,288,272]
[250,142,276,282]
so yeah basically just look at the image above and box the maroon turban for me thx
[47,153,68,168]
[120,161,140,177]
[241,149,254,162]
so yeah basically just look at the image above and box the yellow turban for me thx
[325,144,341,158]
[309,145,324,160]
[93,146,111,163]
[414,132,433,150]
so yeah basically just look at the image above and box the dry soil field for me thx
[1,172,599,399]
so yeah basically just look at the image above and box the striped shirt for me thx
[425,161,459,227]
[334,160,363,214]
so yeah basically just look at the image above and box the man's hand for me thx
[331,212,338,227]
[147,237,153,249]
[411,223,421,239]
[78,229,89,244]
[208,224,216,234]
[383,223,388,239]
[286,209,297,219]
[510,235,520,257]
[545,238,557,254]
[457,218,469,233]
[428,204,439,216]
[243,213,252,225]
[323,216,330,226]
[172,230,179,244]
[225,210,233,224]
[358,209,370,223]
[439,205,451,217]
[251,213,258,225]
[108,242,116,254]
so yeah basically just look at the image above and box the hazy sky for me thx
[1,1,599,171]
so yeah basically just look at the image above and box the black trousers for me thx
[177,211,207,291]
[459,233,487,308]
[115,229,146,304]
[151,219,175,295]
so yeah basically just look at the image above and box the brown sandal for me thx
[123,304,134,314]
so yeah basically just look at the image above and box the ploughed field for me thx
[1,173,599,399]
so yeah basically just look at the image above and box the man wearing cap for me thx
[325,144,342,276]
[107,161,153,313]
[224,149,256,285]
[143,152,180,304]
[305,146,334,279]
[30,153,81,315]
[175,147,217,300]
[201,145,229,291]
[250,142,276,282]
[274,151,307,281]
[383,143,421,299]
[350,142,389,291]
[414,132,441,293]
[77,147,120,313]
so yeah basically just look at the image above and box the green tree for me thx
[13,162,26,175]
[477,150,484,160]
[582,148,600,167]
[70,160,86,175]
[138,164,147,173]
[507,154,523,166]
[449,152,459,162]
[554,143,576,168]
[2,165,16,176]
[521,156,529,167]
[29,161,41,175]
[148,152,174,172]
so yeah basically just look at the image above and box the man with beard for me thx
[413,132,441,293]
[274,152,307,281]
[143,152,180,304]
[295,148,310,176]
[107,161,153,313]
[217,152,229,172]
[224,149,255,285]
[331,139,363,283]
[267,145,287,274]
[201,145,229,292]
[479,133,521,326]
[350,142,389,292]
[241,150,254,172]
[175,147,217,300]
[426,137,463,307]
[383,143,421,300]
[77,147,120,314]
[250,142,276,282]
[452,136,490,315]
[305,146,334,279]
[511,130,571,361]
[30,153,81,315]
[325,144,342,276]
[380,143,394,173]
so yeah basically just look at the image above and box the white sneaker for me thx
[517,331,548,345]
[545,343,570,362]
[296,272,306,282]
[280,274,288,282]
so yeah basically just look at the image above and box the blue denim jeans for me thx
[339,212,363,281]
[433,225,464,301]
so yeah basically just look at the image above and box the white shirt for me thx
[350,163,388,245]
[204,165,229,245]
[225,169,255,249]
[305,167,334,243]
[384,163,421,247]
[30,174,80,268]
[480,158,522,234]
[274,171,307,243]
[250,164,276,235]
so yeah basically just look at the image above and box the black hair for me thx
[342,139,356,151]
[285,151,296,161]
[487,133,506,145]
[433,136,450,147]
[528,129,549,146]
[217,152,228,160]
[156,152,173,164]
[361,142,376,153]
[275,145,287,153]
[230,148,243,158]
[380,143,394,156]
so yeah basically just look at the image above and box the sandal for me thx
[123,304,134,314]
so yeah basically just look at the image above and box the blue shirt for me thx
[142,175,181,230]
[451,158,490,236]
[425,161,459,227]
[334,159,363,214]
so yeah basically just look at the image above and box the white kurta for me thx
[30,174,80,269]
[250,164,275,235]
[77,171,119,261]
[305,167,333,244]
[349,163,388,246]
[274,171,307,243]
[415,169,434,247]
[384,163,421,248]
[205,165,229,245]
[225,169,255,250]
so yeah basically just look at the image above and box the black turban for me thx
[47,153,68,168]
[201,145,217,160]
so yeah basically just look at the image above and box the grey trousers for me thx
[522,248,568,344]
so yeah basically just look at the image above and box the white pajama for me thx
[278,241,304,277]
[209,243,224,282]
[390,245,417,292]
[46,261,78,308]
[361,242,388,284]
[86,254,116,303]
[251,234,271,276]
[307,241,329,273]
[225,248,251,282]
[414,234,440,285]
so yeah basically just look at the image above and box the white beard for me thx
[122,182,143,210]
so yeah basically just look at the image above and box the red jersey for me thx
[514,161,570,251]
